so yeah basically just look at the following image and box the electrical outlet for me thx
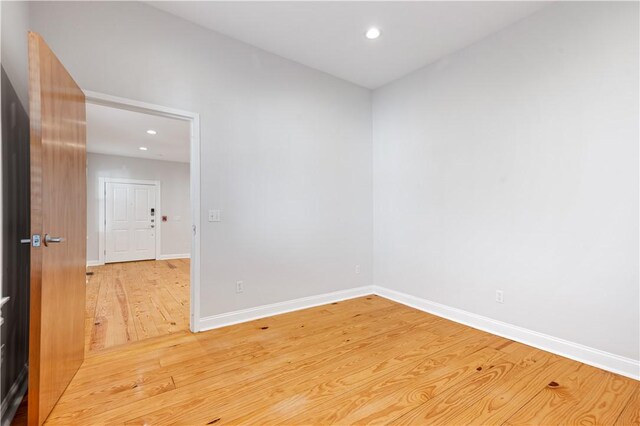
[495,290,504,304]
[236,281,244,293]
[355,265,361,274]
[208,209,221,222]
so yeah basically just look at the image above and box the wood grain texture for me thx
[505,362,637,426]
[39,295,639,425]
[27,31,86,426]
[85,259,190,352]
[616,389,640,425]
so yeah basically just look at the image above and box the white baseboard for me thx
[195,283,638,380]
[199,286,374,332]
[158,253,191,260]
[373,285,640,381]
[88,254,190,266]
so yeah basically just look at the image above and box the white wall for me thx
[30,1,373,319]
[87,153,191,263]
[1,1,29,110]
[18,0,640,372]
[373,1,639,361]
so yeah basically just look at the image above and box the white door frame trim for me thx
[85,90,201,333]
[98,177,161,265]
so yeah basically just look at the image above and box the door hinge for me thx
[192,225,196,236]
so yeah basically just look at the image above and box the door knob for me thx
[44,234,65,246]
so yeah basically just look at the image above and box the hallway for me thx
[86,259,190,352]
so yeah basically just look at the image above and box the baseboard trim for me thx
[88,254,190,265]
[158,253,191,260]
[196,283,638,380]
[199,286,374,332]
[373,285,640,381]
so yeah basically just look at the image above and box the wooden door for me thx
[105,182,157,263]
[27,32,86,425]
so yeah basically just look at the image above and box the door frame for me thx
[85,90,201,333]
[98,177,161,265]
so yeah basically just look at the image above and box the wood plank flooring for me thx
[42,295,638,425]
[85,259,190,352]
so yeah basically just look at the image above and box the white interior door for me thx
[105,182,157,263]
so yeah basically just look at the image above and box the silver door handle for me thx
[21,235,42,247]
[44,234,65,246]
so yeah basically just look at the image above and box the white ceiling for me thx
[86,103,191,163]
[149,1,548,89]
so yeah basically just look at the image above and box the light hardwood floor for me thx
[41,295,638,425]
[85,259,190,352]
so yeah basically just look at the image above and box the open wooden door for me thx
[27,32,86,425]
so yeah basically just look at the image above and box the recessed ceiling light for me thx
[146,129,157,135]
[139,146,148,151]
[365,27,381,40]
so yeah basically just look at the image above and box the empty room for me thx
[0,1,638,425]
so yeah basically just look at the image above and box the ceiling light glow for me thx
[365,27,381,40]
[139,146,148,151]
[146,129,157,135]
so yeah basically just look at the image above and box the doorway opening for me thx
[84,91,200,353]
